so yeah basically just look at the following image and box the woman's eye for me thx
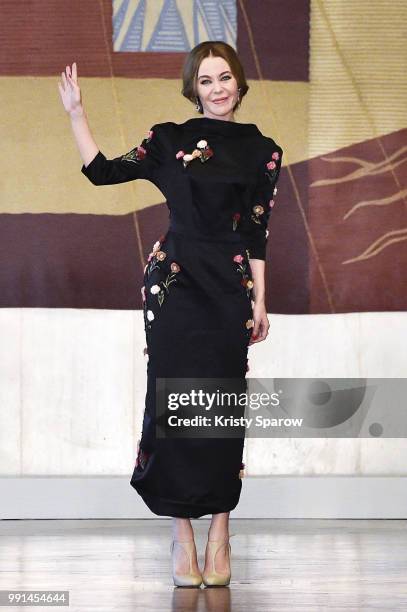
[200,75,231,85]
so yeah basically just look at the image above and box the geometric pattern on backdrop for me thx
[113,0,237,52]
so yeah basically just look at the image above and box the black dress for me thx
[81,117,283,518]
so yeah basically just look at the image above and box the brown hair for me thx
[181,41,249,114]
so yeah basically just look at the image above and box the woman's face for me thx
[196,55,239,121]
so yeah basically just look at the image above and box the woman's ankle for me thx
[172,517,195,542]
[207,529,230,542]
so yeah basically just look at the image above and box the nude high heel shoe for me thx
[170,540,203,587]
[202,539,231,586]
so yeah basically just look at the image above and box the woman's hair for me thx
[181,41,249,114]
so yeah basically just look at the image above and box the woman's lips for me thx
[213,97,228,104]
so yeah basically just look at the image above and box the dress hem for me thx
[130,479,242,519]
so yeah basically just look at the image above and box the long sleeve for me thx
[240,141,283,260]
[80,123,165,187]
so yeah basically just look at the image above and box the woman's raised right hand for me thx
[58,62,83,116]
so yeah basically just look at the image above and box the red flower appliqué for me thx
[121,130,154,164]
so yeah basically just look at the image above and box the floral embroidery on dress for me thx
[121,130,154,164]
[251,204,265,224]
[244,151,281,244]
[232,211,241,231]
[245,318,254,342]
[264,151,280,183]
[135,439,150,470]
[153,263,180,307]
[177,139,214,167]
[142,236,181,330]
[233,253,254,298]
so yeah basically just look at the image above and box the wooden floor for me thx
[0,519,406,611]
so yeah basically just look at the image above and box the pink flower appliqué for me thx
[266,160,276,170]
[175,150,185,159]
[233,254,244,264]
[271,151,280,161]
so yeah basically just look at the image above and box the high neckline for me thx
[182,117,261,137]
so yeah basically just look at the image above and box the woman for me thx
[59,40,283,588]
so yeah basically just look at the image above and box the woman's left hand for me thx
[249,301,269,344]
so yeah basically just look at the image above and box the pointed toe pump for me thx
[170,540,203,587]
[202,539,232,587]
